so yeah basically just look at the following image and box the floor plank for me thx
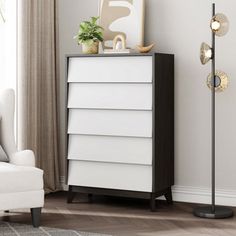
[0,192,235,236]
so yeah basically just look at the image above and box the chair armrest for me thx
[9,150,36,167]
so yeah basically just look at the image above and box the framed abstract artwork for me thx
[99,0,145,49]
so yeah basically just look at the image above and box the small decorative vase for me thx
[82,41,99,54]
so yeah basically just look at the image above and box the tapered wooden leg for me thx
[164,187,173,205]
[31,208,42,228]
[67,186,76,203]
[150,193,156,212]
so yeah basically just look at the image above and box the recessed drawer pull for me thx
[68,109,152,138]
[67,83,153,110]
[68,56,152,83]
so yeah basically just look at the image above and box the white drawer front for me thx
[67,83,152,110]
[67,56,152,83]
[68,109,152,137]
[68,135,152,165]
[68,160,152,192]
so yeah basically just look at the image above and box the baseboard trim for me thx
[59,176,68,191]
[168,186,236,207]
[59,176,236,207]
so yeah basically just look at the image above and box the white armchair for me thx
[0,89,44,227]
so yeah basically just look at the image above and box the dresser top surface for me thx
[66,52,174,58]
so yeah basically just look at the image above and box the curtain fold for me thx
[17,0,60,193]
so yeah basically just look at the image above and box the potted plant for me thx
[74,16,103,54]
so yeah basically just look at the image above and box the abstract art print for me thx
[99,0,145,49]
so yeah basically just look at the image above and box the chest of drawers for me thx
[66,53,174,211]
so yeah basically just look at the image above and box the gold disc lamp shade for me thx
[200,42,212,65]
[207,70,229,92]
[210,13,229,37]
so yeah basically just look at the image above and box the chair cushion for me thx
[0,162,43,193]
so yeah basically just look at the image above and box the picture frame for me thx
[99,0,145,49]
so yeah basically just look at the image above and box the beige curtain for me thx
[17,0,60,193]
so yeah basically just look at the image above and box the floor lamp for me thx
[193,3,234,219]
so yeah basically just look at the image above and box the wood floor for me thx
[1,191,236,236]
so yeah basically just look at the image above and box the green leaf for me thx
[91,16,99,24]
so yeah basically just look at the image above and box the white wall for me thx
[58,0,236,205]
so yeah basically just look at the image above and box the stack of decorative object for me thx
[74,0,154,54]
[193,3,233,219]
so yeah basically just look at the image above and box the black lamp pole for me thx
[193,3,233,219]
[211,2,216,214]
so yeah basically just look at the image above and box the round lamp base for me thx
[194,206,234,219]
